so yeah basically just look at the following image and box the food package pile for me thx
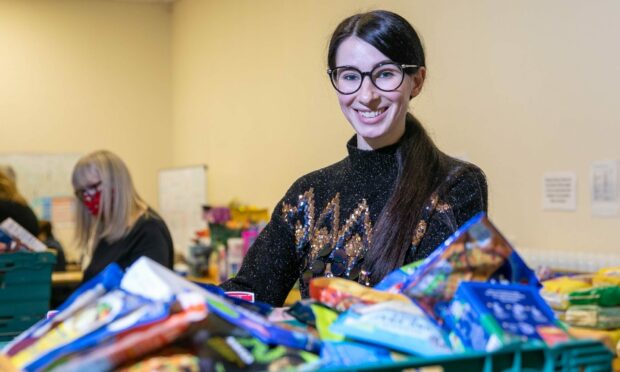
[542,266,620,357]
[1,213,577,371]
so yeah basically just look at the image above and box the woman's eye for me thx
[341,73,360,81]
[376,70,396,79]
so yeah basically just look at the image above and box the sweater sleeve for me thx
[220,189,302,307]
[412,167,488,261]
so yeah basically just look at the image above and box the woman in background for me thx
[38,220,67,272]
[221,10,487,306]
[72,150,173,282]
[0,168,39,236]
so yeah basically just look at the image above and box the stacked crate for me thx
[0,252,56,341]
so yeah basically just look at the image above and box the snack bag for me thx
[10,289,162,371]
[226,337,319,371]
[309,277,410,312]
[593,267,620,287]
[117,350,200,372]
[401,212,538,319]
[565,305,620,329]
[2,263,124,357]
[541,275,592,310]
[204,292,322,353]
[444,282,569,352]
[569,286,620,307]
[329,301,452,356]
[46,292,206,371]
[374,259,424,292]
[320,341,406,369]
[311,303,343,342]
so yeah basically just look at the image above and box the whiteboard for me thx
[158,165,207,257]
[0,153,80,201]
[0,153,81,261]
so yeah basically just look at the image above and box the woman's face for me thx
[334,37,424,150]
[74,169,103,216]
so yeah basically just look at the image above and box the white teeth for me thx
[358,108,385,118]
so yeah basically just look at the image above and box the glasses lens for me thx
[332,67,361,94]
[76,182,101,200]
[372,64,404,91]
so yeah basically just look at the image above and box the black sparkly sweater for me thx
[221,133,488,306]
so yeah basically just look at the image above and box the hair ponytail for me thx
[363,113,450,284]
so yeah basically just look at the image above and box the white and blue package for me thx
[329,301,453,356]
[10,289,167,371]
[3,263,125,357]
[443,281,568,352]
[4,263,172,371]
[320,340,400,369]
[374,259,424,292]
[204,292,322,353]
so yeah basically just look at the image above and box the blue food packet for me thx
[3,263,125,357]
[375,259,424,292]
[400,212,539,320]
[320,340,400,369]
[443,281,568,351]
[204,293,322,353]
[329,301,453,356]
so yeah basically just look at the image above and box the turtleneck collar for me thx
[345,122,413,172]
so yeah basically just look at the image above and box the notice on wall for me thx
[542,171,577,211]
[591,160,619,217]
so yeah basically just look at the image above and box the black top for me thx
[82,210,174,283]
[0,199,40,237]
[221,131,488,306]
[43,237,67,272]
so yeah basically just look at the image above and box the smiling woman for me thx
[220,10,488,307]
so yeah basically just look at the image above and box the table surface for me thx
[51,270,83,285]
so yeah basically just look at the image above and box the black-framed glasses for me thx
[74,181,102,201]
[327,62,419,95]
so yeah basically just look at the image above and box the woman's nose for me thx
[357,76,379,105]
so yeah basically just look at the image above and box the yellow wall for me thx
[0,0,173,207]
[2,0,619,259]
[171,0,620,256]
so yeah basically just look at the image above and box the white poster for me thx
[591,160,619,217]
[542,171,577,211]
[158,165,207,257]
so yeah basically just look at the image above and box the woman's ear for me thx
[409,66,426,100]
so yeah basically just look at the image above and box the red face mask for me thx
[82,190,102,216]
[76,181,103,216]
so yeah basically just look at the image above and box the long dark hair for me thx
[328,10,454,284]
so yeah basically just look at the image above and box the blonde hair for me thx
[72,150,147,249]
[0,170,27,205]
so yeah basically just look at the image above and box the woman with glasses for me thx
[221,10,487,306]
[72,150,173,282]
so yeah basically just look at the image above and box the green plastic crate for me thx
[0,252,56,341]
[0,251,56,285]
[323,340,613,372]
[0,314,45,341]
